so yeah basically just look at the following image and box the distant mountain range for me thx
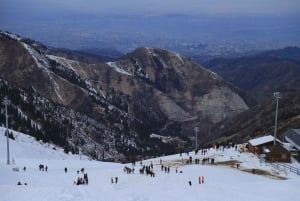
[202,47,300,102]
[259,47,300,62]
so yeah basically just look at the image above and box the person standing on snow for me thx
[84,173,88,185]
[201,176,205,184]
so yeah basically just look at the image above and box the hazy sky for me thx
[1,0,300,15]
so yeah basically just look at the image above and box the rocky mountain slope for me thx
[200,47,300,145]
[205,91,300,145]
[0,31,250,160]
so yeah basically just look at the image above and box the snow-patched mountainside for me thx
[0,31,253,160]
[0,128,299,201]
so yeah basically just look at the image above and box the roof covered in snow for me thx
[248,135,275,146]
[285,129,300,150]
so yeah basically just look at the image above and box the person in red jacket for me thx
[201,176,205,184]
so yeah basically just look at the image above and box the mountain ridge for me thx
[0,32,250,160]
[203,50,300,102]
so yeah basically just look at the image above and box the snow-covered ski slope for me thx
[0,127,299,201]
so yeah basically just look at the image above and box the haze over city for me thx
[1,0,300,57]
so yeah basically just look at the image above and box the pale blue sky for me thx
[1,0,300,15]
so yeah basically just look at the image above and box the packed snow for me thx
[175,53,185,64]
[0,32,21,41]
[0,127,299,201]
[106,62,132,76]
[46,55,78,73]
[21,43,63,101]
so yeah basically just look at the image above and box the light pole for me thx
[273,92,280,145]
[195,127,199,150]
[3,96,10,164]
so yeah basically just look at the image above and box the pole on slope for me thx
[273,92,280,145]
[195,127,199,150]
[3,96,10,164]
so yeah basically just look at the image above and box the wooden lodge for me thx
[248,135,278,155]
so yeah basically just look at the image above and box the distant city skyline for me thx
[1,0,300,16]
[1,0,299,54]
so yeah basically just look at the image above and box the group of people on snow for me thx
[38,164,48,171]
[111,177,118,184]
[198,175,205,184]
[75,172,89,185]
